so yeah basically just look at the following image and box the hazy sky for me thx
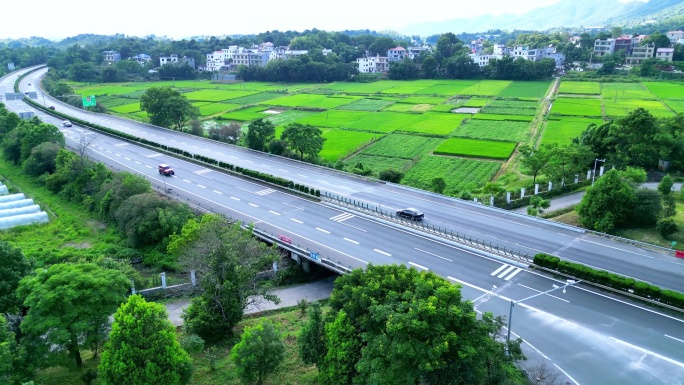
[2,0,571,40]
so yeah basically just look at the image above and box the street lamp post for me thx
[592,158,606,186]
[506,279,579,355]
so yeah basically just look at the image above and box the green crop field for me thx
[460,81,512,96]
[183,89,257,102]
[70,83,149,97]
[471,114,533,122]
[220,106,272,121]
[108,102,141,113]
[462,98,490,107]
[434,138,517,160]
[397,113,467,135]
[361,134,444,159]
[295,110,370,128]
[603,99,674,117]
[343,154,414,175]
[380,83,434,94]
[318,129,381,161]
[261,94,361,108]
[337,98,395,111]
[453,119,531,142]
[600,83,655,100]
[664,100,684,113]
[558,81,601,95]
[100,97,136,108]
[550,98,602,117]
[267,110,319,127]
[480,106,537,116]
[197,103,241,116]
[643,82,684,99]
[383,103,433,113]
[487,100,538,109]
[415,81,479,95]
[540,118,603,146]
[398,96,449,104]
[318,82,396,93]
[227,92,283,105]
[402,156,501,194]
[498,81,551,98]
[346,112,423,133]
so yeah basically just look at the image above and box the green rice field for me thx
[197,103,242,116]
[415,82,478,95]
[262,94,361,109]
[220,106,272,121]
[383,103,434,113]
[550,98,602,117]
[540,118,603,146]
[343,154,414,175]
[471,114,533,122]
[664,100,684,113]
[295,110,370,128]
[460,81,512,96]
[498,81,551,98]
[643,82,684,100]
[558,82,601,95]
[318,129,381,161]
[108,102,141,113]
[337,98,395,111]
[397,113,467,135]
[345,112,423,133]
[434,138,517,160]
[183,89,257,102]
[600,83,656,100]
[454,120,531,142]
[603,99,674,117]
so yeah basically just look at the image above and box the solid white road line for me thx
[610,337,684,369]
[665,334,684,344]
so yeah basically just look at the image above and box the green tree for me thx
[0,241,31,314]
[527,196,550,217]
[246,117,275,152]
[421,56,439,78]
[630,188,662,227]
[96,171,152,220]
[299,302,326,367]
[0,314,26,385]
[519,144,556,185]
[658,174,674,196]
[642,32,672,51]
[431,177,447,194]
[319,264,523,385]
[169,215,280,340]
[280,122,326,161]
[17,263,130,366]
[22,142,61,177]
[99,295,193,385]
[577,169,636,232]
[139,87,198,130]
[230,320,285,385]
[378,169,403,183]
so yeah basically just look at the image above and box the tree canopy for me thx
[280,122,326,160]
[139,87,198,130]
[246,117,276,152]
[577,169,636,232]
[17,263,130,366]
[230,320,285,385]
[98,295,193,385]
[318,264,524,385]
[0,241,31,314]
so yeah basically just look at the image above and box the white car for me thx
[62,120,72,127]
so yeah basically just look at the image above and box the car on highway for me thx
[158,164,175,176]
[48,106,55,110]
[396,208,424,220]
[62,120,72,127]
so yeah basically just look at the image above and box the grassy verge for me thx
[0,158,123,265]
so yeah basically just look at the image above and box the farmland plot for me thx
[397,113,467,135]
[664,100,684,113]
[402,156,501,194]
[383,103,434,113]
[479,106,536,116]
[197,103,241,116]
[227,92,283,105]
[361,134,443,159]
[318,82,396,94]
[346,112,423,133]
[109,102,141,114]
[262,94,361,108]
[183,89,258,102]
[398,96,449,104]
[603,99,674,117]
[460,81,512,96]
[550,98,602,117]
[434,138,517,160]
[319,129,381,161]
[600,83,655,100]
[558,81,600,95]
[337,98,395,111]
[454,120,531,142]
[643,82,684,100]
[220,106,272,121]
[415,81,478,96]
[497,81,551,98]
[295,110,370,128]
[540,118,602,146]
[471,114,533,122]
[343,154,414,174]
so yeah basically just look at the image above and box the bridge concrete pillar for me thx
[506,192,511,203]
[301,258,310,273]
[273,261,278,273]
[534,184,539,195]
[548,181,553,191]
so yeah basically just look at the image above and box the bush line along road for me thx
[4,66,684,384]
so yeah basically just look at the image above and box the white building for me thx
[356,55,389,73]
[131,54,151,66]
[160,54,196,69]
[594,39,616,57]
[468,44,565,67]
[102,51,121,63]
[656,47,674,62]
[387,46,406,62]
[666,31,684,45]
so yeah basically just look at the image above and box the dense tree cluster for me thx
[299,264,526,385]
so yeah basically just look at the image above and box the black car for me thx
[396,208,424,220]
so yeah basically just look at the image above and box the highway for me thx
[2,67,684,384]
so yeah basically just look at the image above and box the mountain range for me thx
[401,0,684,35]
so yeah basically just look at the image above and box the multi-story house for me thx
[631,35,648,47]
[160,54,196,68]
[625,44,655,65]
[230,49,270,69]
[356,55,389,73]
[656,47,674,62]
[468,44,565,68]
[614,36,633,54]
[666,31,684,45]
[131,54,151,66]
[387,47,406,62]
[593,39,615,57]
[407,44,432,60]
[102,51,121,63]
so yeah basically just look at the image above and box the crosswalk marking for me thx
[330,212,354,222]
[255,188,276,196]
[490,264,523,281]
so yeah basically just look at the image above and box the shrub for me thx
[657,218,678,238]
[179,333,205,353]
[378,169,404,183]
